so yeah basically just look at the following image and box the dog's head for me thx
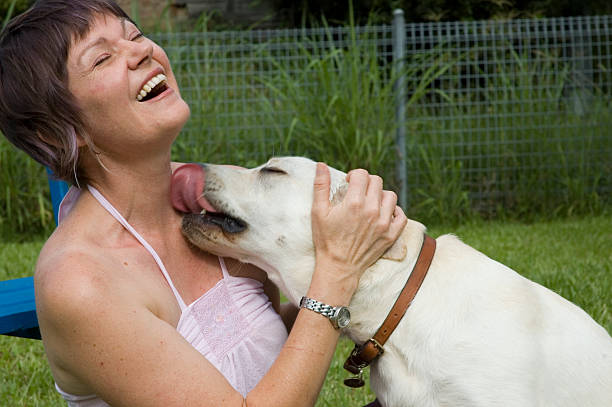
[172,157,343,300]
[172,156,408,303]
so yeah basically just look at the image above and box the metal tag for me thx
[344,369,365,388]
[344,376,365,388]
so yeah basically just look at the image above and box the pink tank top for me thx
[54,186,288,406]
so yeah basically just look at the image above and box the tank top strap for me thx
[219,257,230,278]
[87,185,188,310]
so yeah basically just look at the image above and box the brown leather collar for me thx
[343,234,436,387]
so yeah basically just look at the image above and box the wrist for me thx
[299,297,351,329]
[307,260,359,306]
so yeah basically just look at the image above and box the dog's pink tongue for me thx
[171,164,217,214]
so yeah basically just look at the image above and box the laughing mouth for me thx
[137,73,168,101]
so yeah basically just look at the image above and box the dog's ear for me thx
[329,179,407,261]
[381,230,408,262]
[329,181,348,205]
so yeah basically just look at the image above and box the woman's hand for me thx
[309,163,407,303]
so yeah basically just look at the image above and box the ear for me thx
[329,181,348,205]
[381,229,408,262]
[75,133,88,148]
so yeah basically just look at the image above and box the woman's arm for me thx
[278,302,299,333]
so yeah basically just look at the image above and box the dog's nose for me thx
[171,163,211,213]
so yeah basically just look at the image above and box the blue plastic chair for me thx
[0,172,69,339]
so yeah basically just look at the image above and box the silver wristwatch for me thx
[299,296,351,329]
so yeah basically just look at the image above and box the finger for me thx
[312,162,331,215]
[379,190,398,221]
[364,175,384,208]
[389,205,408,235]
[344,169,370,203]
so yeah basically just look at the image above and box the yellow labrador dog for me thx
[174,156,612,407]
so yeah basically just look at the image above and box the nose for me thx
[126,39,153,69]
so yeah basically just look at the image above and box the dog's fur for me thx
[180,156,612,407]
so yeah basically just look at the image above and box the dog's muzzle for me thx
[183,212,247,234]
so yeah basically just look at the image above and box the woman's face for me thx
[67,13,190,161]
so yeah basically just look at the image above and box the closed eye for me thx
[92,33,142,68]
[94,55,110,67]
[131,32,144,41]
[260,166,287,175]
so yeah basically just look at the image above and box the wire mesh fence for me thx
[150,14,611,216]
[152,24,396,164]
[401,15,611,216]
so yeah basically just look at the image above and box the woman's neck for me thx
[82,149,179,236]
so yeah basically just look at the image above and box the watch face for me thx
[336,307,351,329]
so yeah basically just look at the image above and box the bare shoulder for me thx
[35,203,152,315]
[34,231,139,358]
[36,237,112,314]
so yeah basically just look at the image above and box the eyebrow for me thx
[76,17,128,67]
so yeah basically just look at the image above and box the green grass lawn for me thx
[1,215,610,406]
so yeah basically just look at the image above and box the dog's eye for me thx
[261,166,287,175]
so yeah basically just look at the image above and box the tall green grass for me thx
[0,144,53,238]
[0,12,610,236]
[256,22,454,189]
[406,42,611,224]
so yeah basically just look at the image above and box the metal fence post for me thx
[570,17,594,116]
[392,9,408,209]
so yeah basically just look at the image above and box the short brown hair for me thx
[0,0,132,184]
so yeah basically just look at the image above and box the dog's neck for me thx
[343,219,427,344]
[249,219,428,342]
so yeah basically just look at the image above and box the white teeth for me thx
[136,73,167,101]
[200,208,207,215]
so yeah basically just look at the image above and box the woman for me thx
[0,1,406,406]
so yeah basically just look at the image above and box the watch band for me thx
[299,296,350,329]
[299,297,338,319]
